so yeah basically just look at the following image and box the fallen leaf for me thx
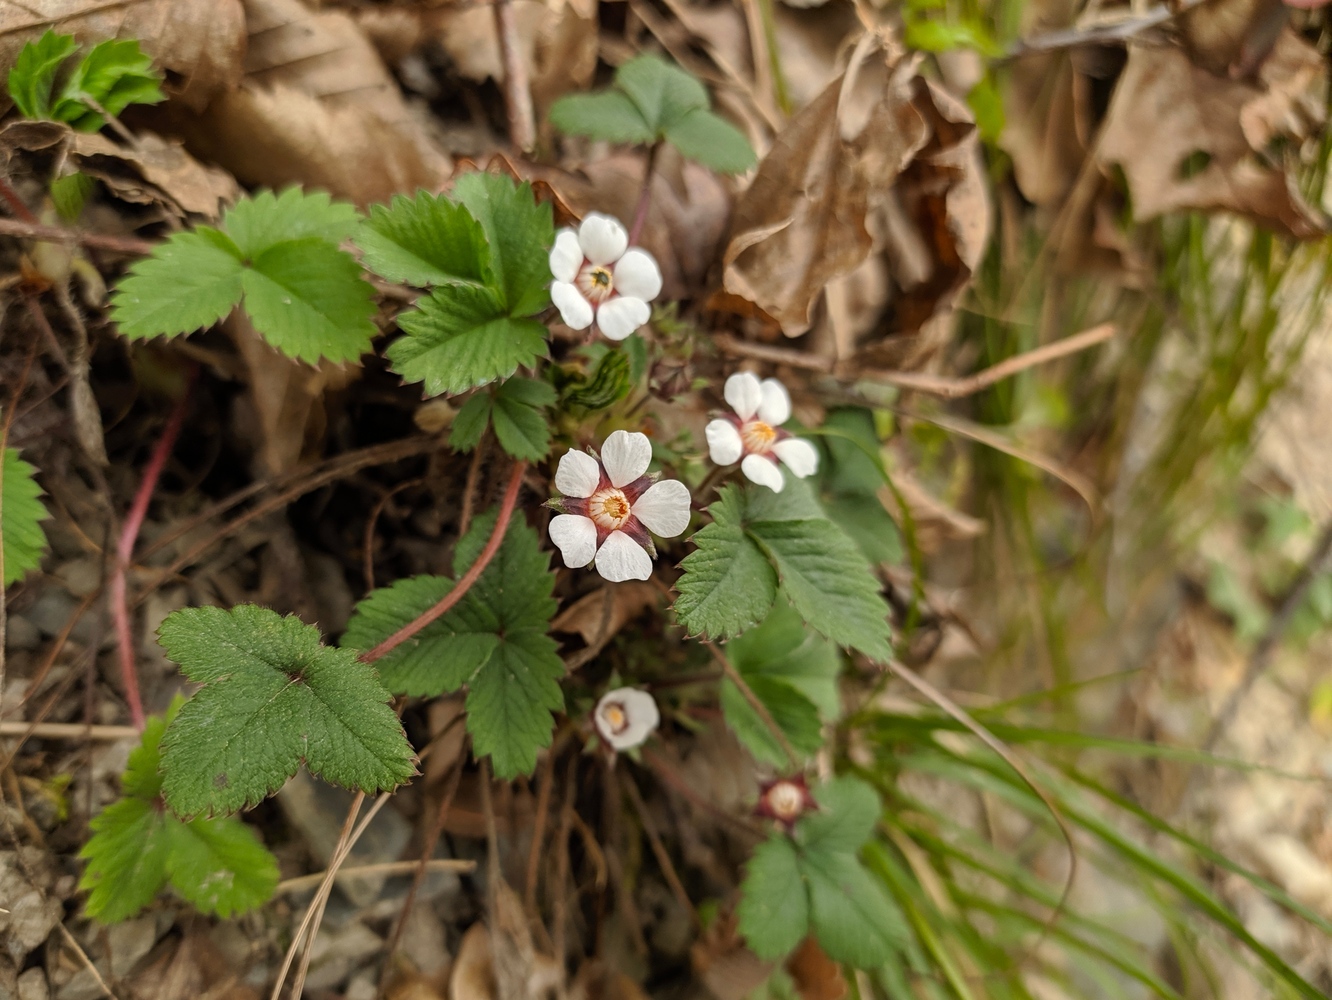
[0,0,246,112]
[1097,33,1327,239]
[451,924,497,1000]
[70,131,239,219]
[1179,0,1288,77]
[690,911,772,1000]
[1000,52,1089,207]
[552,582,660,647]
[784,938,847,1000]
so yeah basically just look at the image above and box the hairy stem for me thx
[0,216,153,255]
[360,460,527,664]
[0,176,38,224]
[627,142,662,246]
[113,374,194,729]
[706,642,801,769]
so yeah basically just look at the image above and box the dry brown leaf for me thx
[551,583,659,646]
[1000,53,1087,207]
[450,924,497,1000]
[70,132,239,219]
[0,0,245,111]
[165,0,448,206]
[690,911,772,1000]
[784,938,847,1000]
[569,959,652,1000]
[1179,0,1288,77]
[1097,34,1327,240]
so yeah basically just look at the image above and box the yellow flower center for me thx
[741,420,778,454]
[578,264,615,304]
[602,702,628,733]
[589,488,632,530]
[766,781,804,821]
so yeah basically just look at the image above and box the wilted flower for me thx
[548,430,691,582]
[755,775,817,828]
[549,213,662,341]
[594,687,660,750]
[705,373,819,493]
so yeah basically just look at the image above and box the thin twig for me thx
[713,334,834,373]
[360,461,527,664]
[551,754,578,966]
[3,590,96,719]
[0,216,153,255]
[641,747,766,840]
[525,748,557,916]
[1003,0,1213,59]
[704,643,801,769]
[620,770,698,927]
[628,142,662,247]
[0,176,38,224]
[112,373,193,730]
[492,0,536,152]
[0,721,138,740]
[458,431,490,538]
[59,923,120,1000]
[276,858,475,895]
[362,477,424,593]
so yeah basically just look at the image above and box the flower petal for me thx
[724,372,763,421]
[596,687,660,750]
[613,249,662,302]
[555,449,602,498]
[632,479,691,538]
[596,297,650,341]
[549,514,598,569]
[758,378,792,426]
[600,429,652,488]
[549,229,583,283]
[551,281,593,330]
[705,419,743,465]
[595,530,653,582]
[773,437,819,479]
[578,212,628,265]
[742,453,785,493]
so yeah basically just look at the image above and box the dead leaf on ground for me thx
[0,0,246,111]
[163,0,448,206]
[71,131,239,219]
[1097,32,1327,240]
[785,938,847,1000]
[690,911,772,1000]
[552,583,660,647]
[1000,52,1090,208]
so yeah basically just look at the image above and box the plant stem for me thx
[628,141,662,246]
[360,460,527,664]
[0,176,38,224]
[112,373,194,729]
[704,642,801,769]
[492,0,536,152]
[0,216,153,255]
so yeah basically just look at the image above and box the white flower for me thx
[549,213,662,341]
[547,429,691,582]
[705,373,819,493]
[594,687,660,751]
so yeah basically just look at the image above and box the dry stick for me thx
[111,374,193,730]
[524,748,557,916]
[492,0,536,152]
[58,923,120,1000]
[362,477,424,592]
[703,642,801,770]
[1003,0,1213,58]
[0,216,154,255]
[0,721,138,740]
[276,858,476,896]
[619,770,698,928]
[360,461,527,664]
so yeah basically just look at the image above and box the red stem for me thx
[360,461,528,665]
[627,142,661,246]
[113,374,194,729]
[0,176,38,225]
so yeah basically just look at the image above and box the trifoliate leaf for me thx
[7,31,77,120]
[342,509,562,779]
[801,849,906,967]
[664,108,757,174]
[450,393,492,453]
[239,237,378,364]
[615,54,709,131]
[2,448,50,586]
[451,172,553,317]
[796,775,882,856]
[110,229,245,339]
[548,90,656,145]
[79,701,279,922]
[736,835,807,961]
[355,191,493,287]
[52,38,164,131]
[225,188,362,258]
[491,377,555,461]
[721,673,821,767]
[156,605,416,817]
[390,284,547,396]
[674,486,777,640]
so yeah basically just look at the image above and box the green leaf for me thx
[802,850,907,967]
[52,37,164,131]
[674,486,778,640]
[342,510,562,779]
[2,448,49,587]
[110,229,245,339]
[451,172,553,317]
[450,392,493,453]
[663,108,756,174]
[390,284,548,396]
[615,54,709,131]
[355,191,493,287]
[727,599,842,719]
[821,409,885,497]
[225,188,362,258]
[491,377,555,461]
[562,347,632,411]
[548,91,656,144]
[239,237,378,364]
[823,493,902,567]
[79,702,278,922]
[737,835,808,960]
[50,171,94,222]
[7,30,77,120]
[156,605,416,817]
[721,674,821,767]
[797,775,882,855]
[904,16,1003,58]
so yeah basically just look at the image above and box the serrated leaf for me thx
[491,377,554,461]
[390,284,547,396]
[674,487,778,640]
[225,189,362,258]
[79,702,278,922]
[450,393,492,453]
[157,605,416,817]
[721,674,821,767]
[615,54,709,130]
[727,599,842,719]
[355,191,493,287]
[548,91,656,144]
[824,494,902,566]
[802,850,907,967]
[110,229,245,339]
[7,30,77,120]
[451,172,553,317]
[53,37,164,131]
[797,776,881,855]
[664,108,756,174]
[737,835,808,960]
[2,448,49,587]
[240,237,378,364]
[341,510,562,779]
